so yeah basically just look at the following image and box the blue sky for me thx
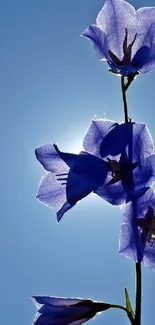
[1,0,155,324]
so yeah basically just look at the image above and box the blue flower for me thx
[31,296,110,325]
[82,0,155,76]
[119,187,155,271]
[83,119,155,205]
[35,144,108,222]
[35,120,155,220]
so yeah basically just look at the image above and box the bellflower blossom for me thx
[82,0,155,76]
[31,296,110,325]
[35,143,109,221]
[119,187,155,271]
[83,119,155,205]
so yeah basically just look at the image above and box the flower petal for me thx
[115,122,154,165]
[32,312,70,325]
[32,296,85,308]
[35,144,69,173]
[55,146,109,190]
[137,44,155,73]
[69,319,90,325]
[82,25,109,60]
[31,297,92,325]
[53,144,78,170]
[36,172,93,222]
[36,173,67,209]
[143,241,155,272]
[119,188,155,270]
[83,119,120,158]
[132,46,151,70]
[84,120,155,206]
[135,8,155,51]
[95,178,126,206]
[119,219,144,263]
[71,151,108,189]
[133,154,155,190]
[96,0,137,59]
[56,202,73,222]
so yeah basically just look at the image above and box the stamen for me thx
[123,28,128,54]
[56,172,68,186]
[109,28,138,66]
[56,177,68,181]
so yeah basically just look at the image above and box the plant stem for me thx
[135,262,141,325]
[121,76,128,123]
[110,304,134,324]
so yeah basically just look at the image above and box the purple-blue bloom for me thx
[119,188,155,271]
[35,144,109,222]
[35,120,155,220]
[31,296,110,325]
[83,119,155,205]
[82,0,155,76]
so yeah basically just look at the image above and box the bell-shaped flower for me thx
[31,296,110,325]
[35,144,109,221]
[82,0,155,76]
[119,187,155,271]
[83,119,155,206]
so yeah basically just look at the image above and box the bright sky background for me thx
[1,0,155,324]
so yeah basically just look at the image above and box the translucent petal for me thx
[36,173,67,210]
[83,119,119,158]
[127,123,154,161]
[82,25,109,60]
[135,8,155,52]
[96,0,137,60]
[36,172,93,221]
[119,188,155,270]
[143,242,155,272]
[32,297,92,325]
[95,178,126,206]
[133,155,155,190]
[35,144,69,173]
[32,296,84,308]
[53,144,78,169]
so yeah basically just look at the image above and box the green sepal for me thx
[125,288,135,319]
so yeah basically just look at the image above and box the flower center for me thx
[109,28,137,66]
[137,207,155,246]
[106,153,138,185]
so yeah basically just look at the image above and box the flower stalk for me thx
[135,262,142,325]
[121,76,129,123]
[110,304,134,324]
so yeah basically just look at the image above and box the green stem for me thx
[110,304,134,324]
[135,262,141,325]
[121,76,128,123]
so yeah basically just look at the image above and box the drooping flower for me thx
[83,119,155,205]
[119,187,155,271]
[82,0,155,76]
[35,143,109,222]
[31,296,110,325]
